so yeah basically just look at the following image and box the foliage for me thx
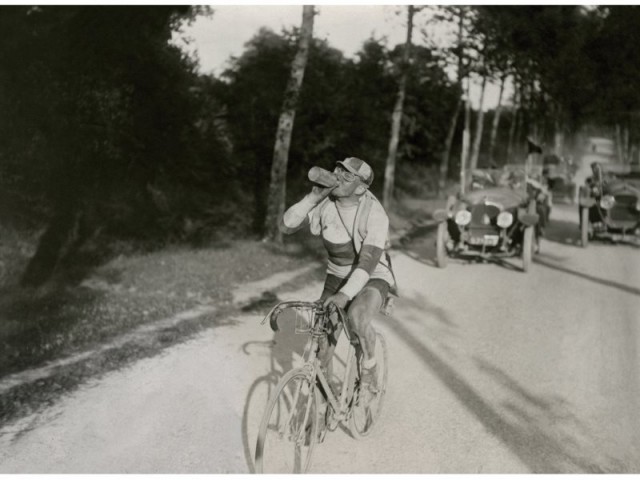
[0,5,246,287]
[3,6,640,284]
[218,28,458,232]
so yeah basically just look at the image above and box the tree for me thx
[424,6,474,192]
[220,14,455,223]
[0,6,228,286]
[469,72,487,170]
[459,78,472,194]
[263,5,315,243]
[488,74,507,162]
[382,5,416,210]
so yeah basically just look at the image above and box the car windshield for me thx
[466,165,543,193]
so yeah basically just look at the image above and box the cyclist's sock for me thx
[362,356,377,370]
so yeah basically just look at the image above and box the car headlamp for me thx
[454,210,471,226]
[600,195,615,209]
[496,211,513,228]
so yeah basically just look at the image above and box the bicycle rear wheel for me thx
[255,367,321,473]
[349,332,388,438]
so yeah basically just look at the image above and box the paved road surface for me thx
[0,203,638,473]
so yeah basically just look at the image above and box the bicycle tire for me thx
[349,331,388,438]
[242,373,280,473]
[254,367,321,473]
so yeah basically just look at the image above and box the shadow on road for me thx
[395,223,439,268]
[534,257,640,297]
[384,309,624,473]
[239,308,309,473]
[398,291,458,330]
[544,218,583,248]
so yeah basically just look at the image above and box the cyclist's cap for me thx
[336,157,374,186]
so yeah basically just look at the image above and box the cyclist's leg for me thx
[347,279,389,363]
[318,274,345,370]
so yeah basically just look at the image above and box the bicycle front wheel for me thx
[349,331,388,438]
[254,367,321,473]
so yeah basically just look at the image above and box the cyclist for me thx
[279,157,396,396]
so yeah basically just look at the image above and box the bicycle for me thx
[254,300,388,474]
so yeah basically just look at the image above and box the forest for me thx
[1,5,639,288]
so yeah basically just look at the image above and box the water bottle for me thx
[308,167,338,188]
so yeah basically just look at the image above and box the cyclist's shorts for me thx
[320,274,390,306]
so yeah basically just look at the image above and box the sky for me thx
[174,4,509,110]
[176,5,409,75]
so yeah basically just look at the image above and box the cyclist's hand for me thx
[323,292,349,310]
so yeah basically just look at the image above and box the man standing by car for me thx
[279,157,395,394]
[579,162,606,229]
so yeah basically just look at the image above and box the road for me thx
[0,203,639,473]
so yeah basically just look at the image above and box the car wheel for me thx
[522,226,534,273]
[436,222,448,269]
[580,208,589,248]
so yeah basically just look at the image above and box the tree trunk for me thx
[383,5,414,211]
[488,74,506,165]
[623,124,630,163]
[507,86,519,160]
[459,79,471,195]
[615,123,624,164]
[21,194,80,287]
[439,98,462,193]
[438,10,466,195]
[263,6,314,243]
[553,114,564,157]
[513,85,525,158]
[469,73,487,170]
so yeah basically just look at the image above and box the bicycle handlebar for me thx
[260,300,348,333]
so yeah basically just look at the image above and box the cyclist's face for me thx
[334,166,360,183]
[332,166,363,197]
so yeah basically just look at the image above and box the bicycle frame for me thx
[257,300,388,472]
[262,301,360,427]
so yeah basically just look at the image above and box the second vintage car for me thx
[432,166,546,273]
[578,162,640,247]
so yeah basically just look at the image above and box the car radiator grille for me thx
[610,194,639,222]
[469,204,501,235]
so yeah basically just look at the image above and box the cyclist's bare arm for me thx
[279,187,333,234]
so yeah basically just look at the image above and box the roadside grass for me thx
[0,238,322,378]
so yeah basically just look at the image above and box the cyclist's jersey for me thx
[281,191,394,299]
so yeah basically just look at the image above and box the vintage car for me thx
[578,163,640,247]
[432,166,547,273]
